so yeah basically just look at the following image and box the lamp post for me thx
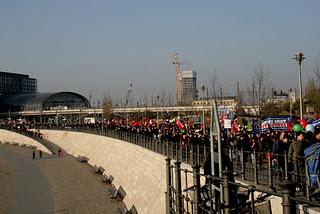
[201,85,205,132]
[293,52,305,120]
[156,94,160,129]
[289,88,293,120]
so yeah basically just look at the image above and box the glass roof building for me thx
[0,92,90,112]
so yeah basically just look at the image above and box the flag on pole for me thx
[131,120,138,127]
[287,121,292,132]
[176,119,185,129]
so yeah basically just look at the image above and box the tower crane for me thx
[171,51,192,105]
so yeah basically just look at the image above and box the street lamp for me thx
[293,51,305,120]
[201,85,206,132]
[156,94,160,129]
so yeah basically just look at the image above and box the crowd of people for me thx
[97,117,320,195]
[2,116,320,195]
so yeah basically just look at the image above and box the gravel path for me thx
[0,145,125,214]
[0,156,15,214]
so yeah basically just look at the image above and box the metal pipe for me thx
[175,161,183,214]
[192,165,201,214]
[166,158,172,213]
[222,170,231,214]
[253,150,258,185]
[268,152,273,188]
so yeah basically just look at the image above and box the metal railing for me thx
[50,126,209,165]
[165,158,320,214]
[35,126,320,201]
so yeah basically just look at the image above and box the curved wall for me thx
[0,129,52,154]
[41,130,193,214]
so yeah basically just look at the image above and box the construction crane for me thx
[125,83,133,107]
[171,51,191,105]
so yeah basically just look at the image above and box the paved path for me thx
[0,145,125,214]
[0,146,54,214]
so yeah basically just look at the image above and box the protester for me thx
[288,132,305,187]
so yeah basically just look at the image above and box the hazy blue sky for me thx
[0,0,319,104]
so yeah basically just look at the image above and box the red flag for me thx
[287,121,292,132]
[132,120,138,127]
[220,112,225,123]
[231,120,240,134]
[176,119,185,129]
[143,119,148,127]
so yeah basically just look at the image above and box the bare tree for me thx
[159,88,172,106]
[102,91,113,121]
[251,64,274,117]
[314,54,320,85]
[209,69,219,98]
[305,77,320,113]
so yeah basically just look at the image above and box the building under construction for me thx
[172,52,198,105]
[180,70,197,105]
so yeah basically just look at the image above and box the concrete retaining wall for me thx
[0,129,52,154]
[41,130,314,214]
[41,129,194,214]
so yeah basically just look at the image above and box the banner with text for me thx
[260,117,290,132]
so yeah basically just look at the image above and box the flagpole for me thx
[210,99,216,210]
[210,98,223,210]
[212,99,223,181]
[210,102,215,177]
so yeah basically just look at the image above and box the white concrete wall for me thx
[41,129,194,214]
[0,129,52,154]
[42,130,313,214]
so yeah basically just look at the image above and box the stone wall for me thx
[0,129,52,154]
[41,129,194,214]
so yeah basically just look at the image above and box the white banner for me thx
[224,119,232,129]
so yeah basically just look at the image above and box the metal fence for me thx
[54,126,209,165]
[36,126,320,201]
[165,158,320,214]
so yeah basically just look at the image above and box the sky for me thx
[0,0,319,105]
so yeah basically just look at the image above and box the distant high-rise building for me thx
[0,71,37,94]
[180,70,197,105]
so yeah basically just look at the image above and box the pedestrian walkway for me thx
[0,144,125,214]
[0,145,54,214]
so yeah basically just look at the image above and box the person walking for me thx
[39,150,42,159]
[288,132,305,189]
[57,148,62,157]
[32,149,35,159]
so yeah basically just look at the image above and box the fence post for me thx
[284,152,288,181]
[280,180,296,214]
[191,144,194,165]
[248,185,255,214]
[175,142,178,160]
[192,165,201,214]
[166,158,172,214]
[204,145,207,164]
[171,142,174,159]
[175,161,183,214]
[268,153,273,188]
[185,145,188,163]
[241,148,245,180]
[197,144,200,165]
[253,150,258,185]
[222,170,232,214]
[179,143,183,162]
[305,159,310,200]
